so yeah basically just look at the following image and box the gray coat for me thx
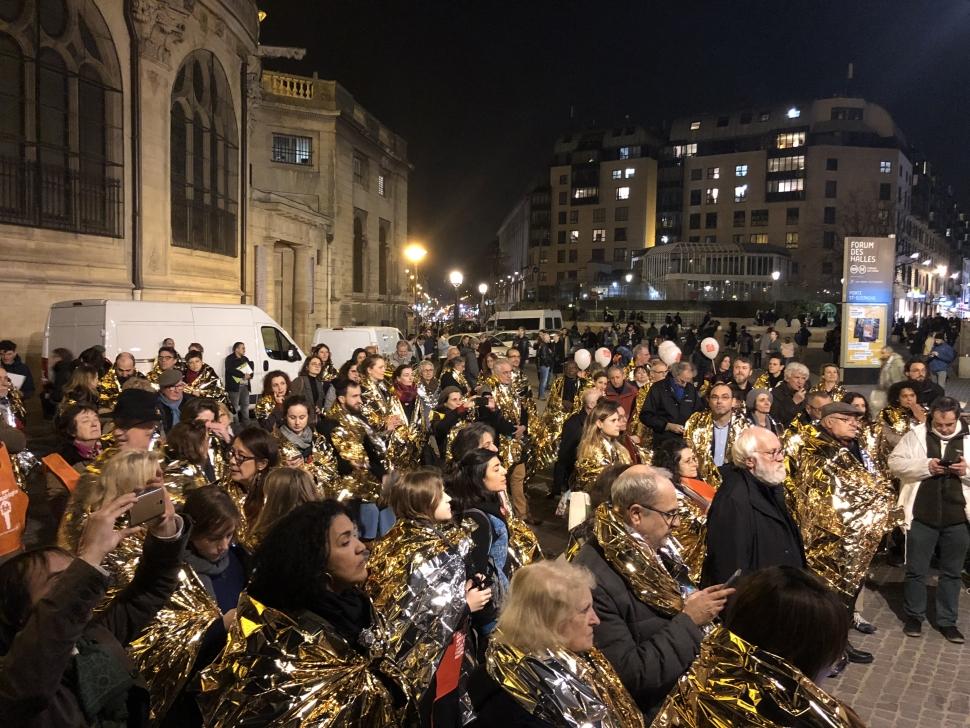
[573,540,704,720]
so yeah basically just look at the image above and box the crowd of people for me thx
[0,312,966,727]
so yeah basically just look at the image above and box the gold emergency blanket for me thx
[359,373,423,471]
[128,564,223,722]
[684,410,749,488]
[198,593,410,727]
[161,456,209,500]
[628,381,652,442]
[182,363,230,404]
[365,519,471,701]
[498,490,543,571]
[651,626,864,728]
[0,388,25,426]
[320,361,339,381]
[532,374,589,471]
[873,406,918,480]
[253,394,279,424]
[672,483,710,585]
[486,641,646,728]
[574,436,633,492]
[788,429,900,606]
[322,401,385,502]
[752,372,782,391]
[492,380,528,468]
[809,382,847,402]
[97,368,146,412]
[275,429,339,498]
[587,502,689,616]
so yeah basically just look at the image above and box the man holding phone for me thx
[889,396,970,644]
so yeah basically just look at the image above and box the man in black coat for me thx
[769,361,810,428]
[574,465,733,720]
[639,361,705,447]
[702,426,806,586]
[552,388,603,494]
[904,359,945,407]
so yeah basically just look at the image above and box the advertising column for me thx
[841,236,894,382]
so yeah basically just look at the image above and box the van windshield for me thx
[495,317,540,330]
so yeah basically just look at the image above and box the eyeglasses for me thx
[229,450,256,463]
[636,503,680,525]
[757,448,785,459]
[827,416,860,425]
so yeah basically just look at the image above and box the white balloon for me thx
[701,337,720,360]
[594,347,612,368]
[658,341,682,366]
[574,348,592,371]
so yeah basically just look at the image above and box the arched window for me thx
[170,50,238,256]
[0,33,25,217]
[352,213,365,293]
[0,1,123,235]
[378,221,388,295]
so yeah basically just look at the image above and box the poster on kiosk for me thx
[841,236,894,375]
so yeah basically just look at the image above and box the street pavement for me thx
[524,375,970,728]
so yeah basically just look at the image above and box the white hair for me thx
[783,361,809,380]
[732,426,774,467]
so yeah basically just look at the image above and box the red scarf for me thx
[396,382,418,405]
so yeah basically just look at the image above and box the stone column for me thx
[254,241,275,314]
[293,245,312,349]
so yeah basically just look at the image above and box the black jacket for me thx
[769,382,804,428]
[701,464,806,587]
[553,410,586,493]
[467,666,554,727]
[572,541,704,720]
[912,378,945,408]
[639,375,705,445]
[223,354,253,393]
[4,355,34,398]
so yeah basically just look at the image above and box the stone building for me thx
[0,0,409,365]
[250,69,410,344]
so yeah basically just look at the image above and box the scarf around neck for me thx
[395,382,418,405]
[183,546,232,599]
[279,425,314,452]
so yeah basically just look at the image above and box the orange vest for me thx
[0,443,29,557]
[42,453,81,494]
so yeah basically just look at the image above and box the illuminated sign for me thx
[841,237,893,369]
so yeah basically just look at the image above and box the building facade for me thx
[532,126,659,303]
[250,70,410,344]
[659,98,915,299]
[0,0,259,357]
[0,1,409,365]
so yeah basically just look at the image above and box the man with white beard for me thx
[701,426,806,586]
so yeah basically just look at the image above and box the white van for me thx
[485,309,563,334]
[43,300,306,389]
[311,326,406,367]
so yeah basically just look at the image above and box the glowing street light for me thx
[478,283,488,327]
[403,243,428,331]
[449,270,463,329]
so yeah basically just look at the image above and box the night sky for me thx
[257,0,970,288]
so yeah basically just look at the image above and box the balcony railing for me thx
[0,155,123,237]
[264,72,314,99]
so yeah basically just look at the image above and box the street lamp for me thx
[403,243,427,333]
[478,283,488,328]
[449,270,463,331]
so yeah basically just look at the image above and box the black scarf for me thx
[310,587,374,646]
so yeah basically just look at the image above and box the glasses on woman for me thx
[229,450,256,463]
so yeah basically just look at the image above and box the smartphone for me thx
[127,487,166,526]
[938,460,954,468]
[724,569,742,588]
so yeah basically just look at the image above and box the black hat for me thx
[113,389,162,426]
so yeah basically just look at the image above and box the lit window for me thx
[569,229,580,243]
[593,228,606,242]
[272,134,313,165]
[734,184,748,202]
[775,132,806,149]
[612,170,622,180]
[378,173,387,197]
[624,167,635,178]
[786,107,801,119]
[673,143,697,158]
[618,146,631,159]
[750,233,768,244]
[736,164,748,177]
[767,155,805,173]
[880,160,892,174]
[707,167,720,179]
[705,188,719,204]
[759,111,770,121]
[767,178,804,193]
[690,120,701,130]
[616,186,630,200]
[785,231,799,248]
[573,187,598,200]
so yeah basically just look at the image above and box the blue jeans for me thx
[904,520,970,627]
[359,503,396,539]
[538,365,551,398]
